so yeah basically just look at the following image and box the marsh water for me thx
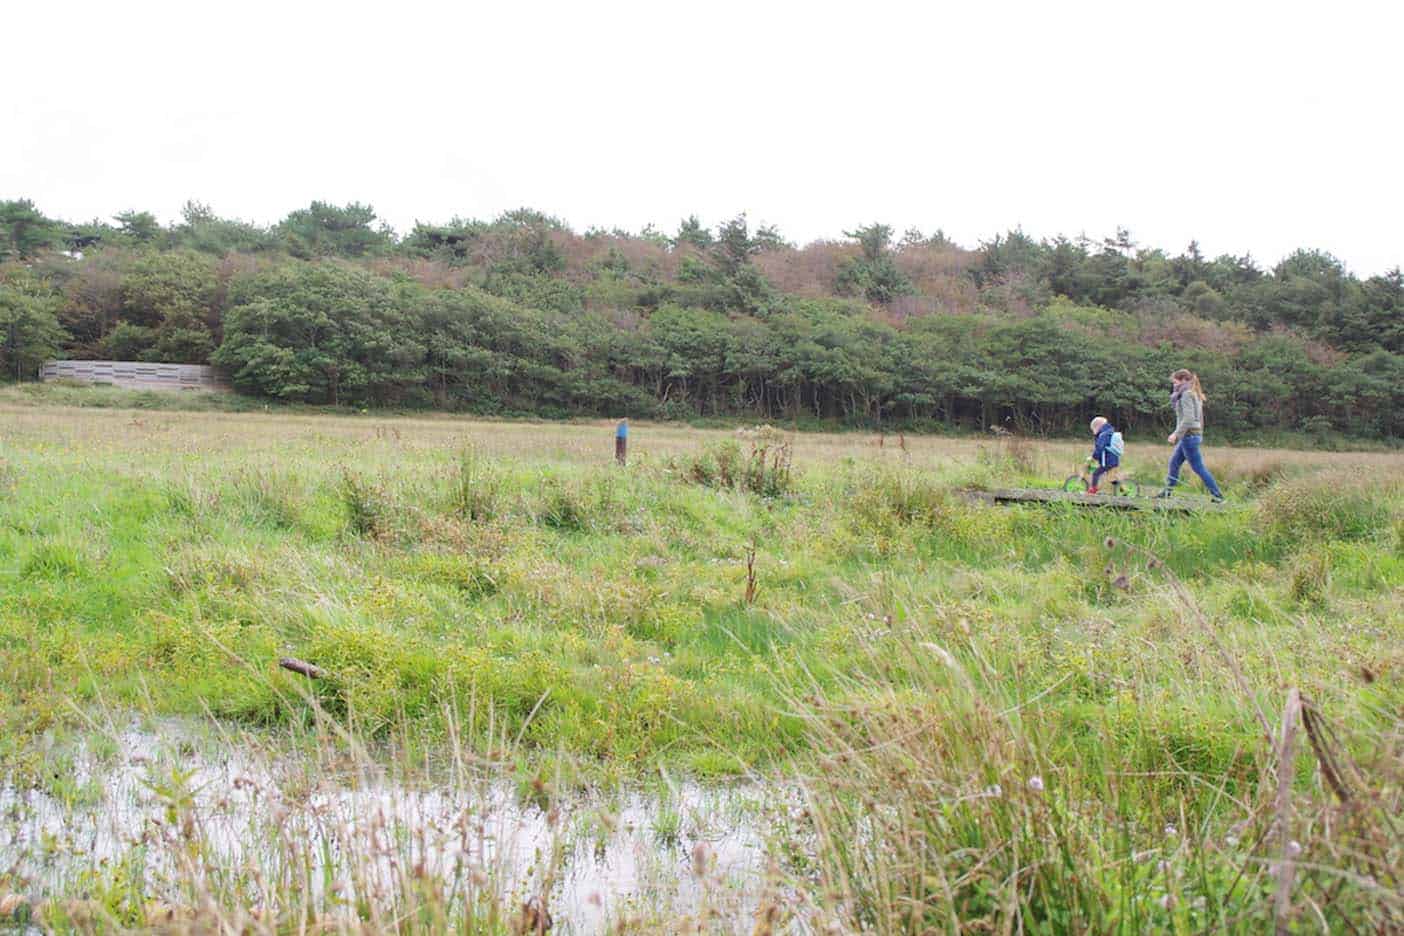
[0,721,790,933]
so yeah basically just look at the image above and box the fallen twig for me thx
[278,657,324,679]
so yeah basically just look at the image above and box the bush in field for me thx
[339,471,391,539]
[1254,471,1396,545]
[674,427,794,497]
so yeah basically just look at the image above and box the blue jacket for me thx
[1091,424,1120,468]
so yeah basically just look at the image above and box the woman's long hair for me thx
[1172,368,1206,402]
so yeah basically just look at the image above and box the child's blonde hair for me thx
[1172,369,1206,402]
[1090,416,1107,433]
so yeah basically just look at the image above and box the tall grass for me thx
[791,546,1402,933]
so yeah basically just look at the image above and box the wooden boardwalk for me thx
[960,487,1215,512]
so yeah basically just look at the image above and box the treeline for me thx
[1,198,1401,439]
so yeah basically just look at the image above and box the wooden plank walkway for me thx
[960,487,1215,512]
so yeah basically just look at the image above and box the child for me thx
[1087,416,1122,494]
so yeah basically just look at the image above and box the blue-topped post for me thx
[615,418,629,465]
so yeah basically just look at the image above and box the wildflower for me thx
[1156,859,1170,873]
[983,783,1003,798]
[1027,775,1044,793]
[1158,893,1176,910]
[1225,834,1239,847]
[1287,840,1302,858]
[1164,823,1177,838]
[1104,537,1117,549]
[1113,574,1130,590]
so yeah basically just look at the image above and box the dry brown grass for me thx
[3,402,1400,483]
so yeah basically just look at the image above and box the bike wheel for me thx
[1063,475,1089,493]
[1116,479,1141,498]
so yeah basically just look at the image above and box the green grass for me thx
[0,399,1400,931]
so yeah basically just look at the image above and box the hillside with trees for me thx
[2,198,1400,440]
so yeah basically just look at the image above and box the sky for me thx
[5,0,1401,275]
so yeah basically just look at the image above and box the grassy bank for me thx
[0,400,1400,931]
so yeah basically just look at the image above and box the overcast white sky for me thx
[5,0,1401,274]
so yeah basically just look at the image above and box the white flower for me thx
[984,784,1003,798]
[1287,840,1302,858]
[1027,775,1044,793]
[1158,893,1175,910]
[1164,823,1177,838]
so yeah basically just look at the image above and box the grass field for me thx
[0,397,1400,933]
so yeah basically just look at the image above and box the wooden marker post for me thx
[615,418,629,465]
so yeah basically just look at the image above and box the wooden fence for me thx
[40,360,230,392]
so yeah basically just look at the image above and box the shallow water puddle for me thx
[0,722,784,933]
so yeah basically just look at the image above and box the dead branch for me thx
[278,657,324,679]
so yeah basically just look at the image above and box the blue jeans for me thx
[1166,434,1222,497]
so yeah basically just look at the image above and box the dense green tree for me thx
[402,217,484,263]
[674,215,712,249]
[276,202,393,258]
[0,200,58,260]
[174,201,273,254]
[113,210,162,244]
[837,223,915,305]
[215,263,421,404]
[0,272,68,379]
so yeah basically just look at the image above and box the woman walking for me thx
[1155,369,1225,502]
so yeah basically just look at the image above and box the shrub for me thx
[674,427,795,497]
[340,471,391,539]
